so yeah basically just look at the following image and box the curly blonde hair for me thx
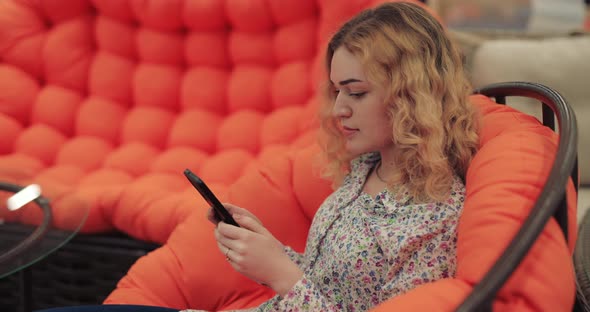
[319,2,479,202]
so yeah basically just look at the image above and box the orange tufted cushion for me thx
[0,0,357,241]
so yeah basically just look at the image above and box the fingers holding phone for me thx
[224,203,263,225]
[206,206,220,225]
[207,203,262,227]
[205,204,237,225]
[214,213,301,294]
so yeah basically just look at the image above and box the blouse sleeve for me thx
[283,246,305,267]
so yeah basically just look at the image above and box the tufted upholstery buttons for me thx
[31,86,82,136]
[133,64,182,111]
[260,107,305,146]
[216,110,264,153]
[181,67,229,113]
[55,136,113,172]
[76,97,128,143]
[229,31,274,66]
[94,16,137,58]
[167,109,222,152]
[121,107,175,148]
[271,62,313,109]
[185,31,230,68]
[15,124,67,165]
[103,142,160,176]
[267,0,318,26]
[89,52,135,105]
[183,0,227,31]
[150,146,208,175]
[273,19,317,64]
[227,65,273,113]
[225,0,274,32]
[43,17,94,92]
[0,114,23,154]
[0,65,40,124]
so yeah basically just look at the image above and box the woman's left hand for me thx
[215,212,303,296]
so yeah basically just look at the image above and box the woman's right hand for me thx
[213,205,302,295]
[207,203,262,226]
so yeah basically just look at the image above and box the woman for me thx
[195,2,479,311]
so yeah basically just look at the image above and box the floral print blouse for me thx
[185,152,465,312]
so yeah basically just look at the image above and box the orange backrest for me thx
[0,0,400,239]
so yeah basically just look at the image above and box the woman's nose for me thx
[332,95,352,118]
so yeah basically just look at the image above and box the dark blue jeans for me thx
[35,305,179,312]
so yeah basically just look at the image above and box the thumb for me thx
[234,214,268,235]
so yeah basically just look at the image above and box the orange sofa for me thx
[0,0,577,311]
[0,0,360,240]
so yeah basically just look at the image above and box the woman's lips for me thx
[341,126,358,137]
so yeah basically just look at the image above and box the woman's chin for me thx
[344,145,369,158]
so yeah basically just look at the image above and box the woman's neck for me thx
[376,150,397,182]
[362,158,389,198]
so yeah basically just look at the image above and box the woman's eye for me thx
[349,92,366,98]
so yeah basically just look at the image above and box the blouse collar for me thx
[346,152,414,208]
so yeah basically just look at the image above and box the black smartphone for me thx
[183,169,240,227]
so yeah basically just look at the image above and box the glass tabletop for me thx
[0,183,89,279]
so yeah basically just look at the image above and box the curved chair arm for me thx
[574,210,590,311]
[457,82,579,311]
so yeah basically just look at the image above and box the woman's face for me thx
[330,47,394,157]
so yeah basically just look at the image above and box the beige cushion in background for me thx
[454,32,590,219]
